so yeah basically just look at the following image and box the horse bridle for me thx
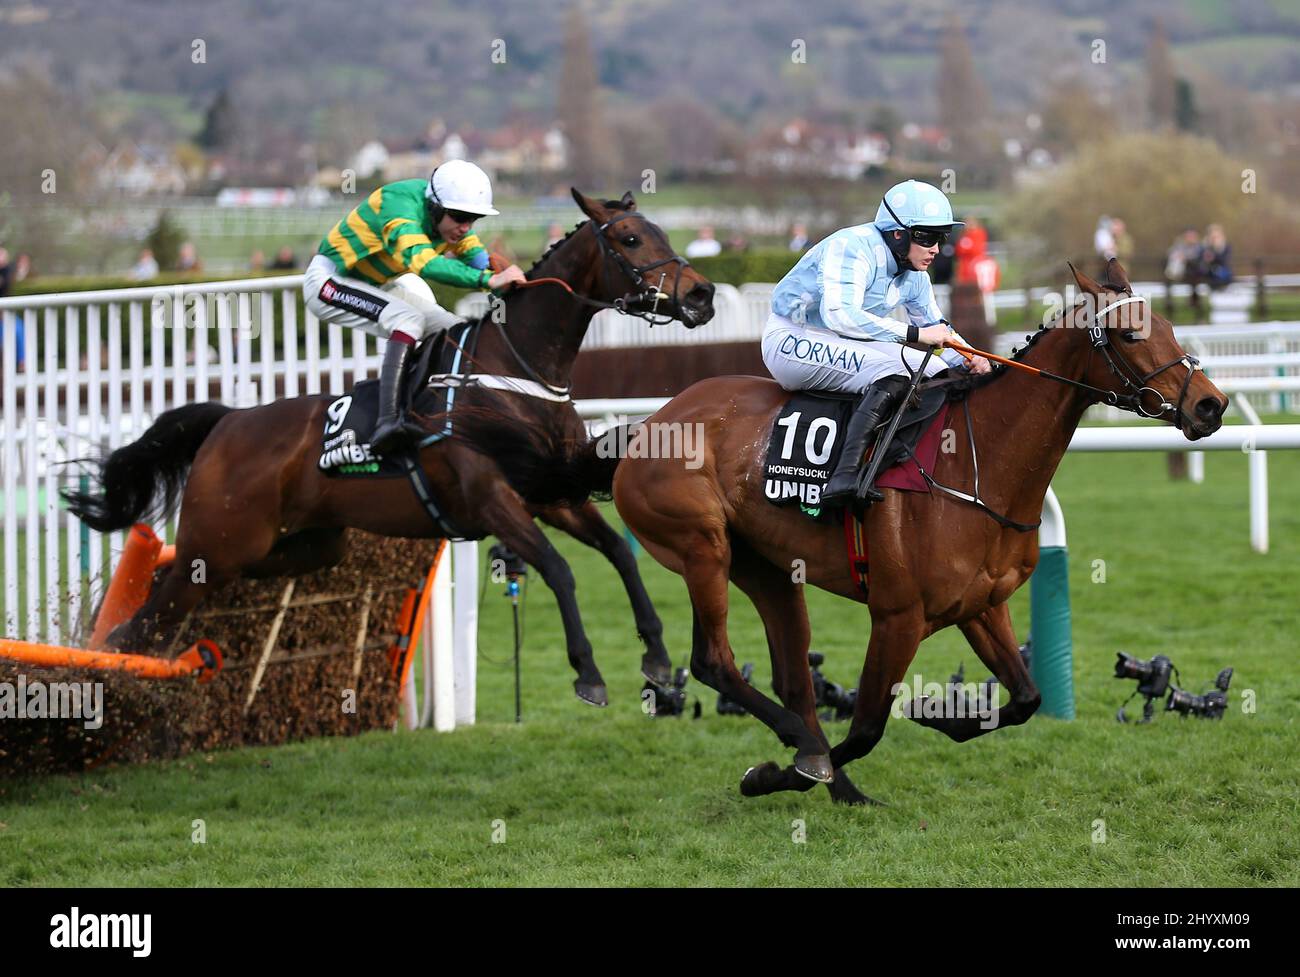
[590,211,691,326]
[1080,293,1203,431]
[474,210,694,396]
[916,291,1204,532]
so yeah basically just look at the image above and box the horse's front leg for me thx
[483,486,607,706]
[534,501,672,686]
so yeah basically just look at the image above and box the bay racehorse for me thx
[66,189,715,706]
[603,259,1226,803]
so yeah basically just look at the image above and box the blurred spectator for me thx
[1093,216,1116,264]
[954,216,988,285]
[725,233,749,253]
[788,222,809,253]
[486,236,516,264]
[249,249,266,272]
[14,253,31,286]
[177,241,202,272]
[1110,218,1134,266]
[0,247,25,368]
[1165,228,1201,282]
[1198,224,1233,290]
[685,226,722,259]
[129,248,159,281]
[545,222,566,248]
[269,246,297,270]
[929,240,955,285]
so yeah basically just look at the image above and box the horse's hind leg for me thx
[681,528,833,784]
[244,527,349,579]
[105,540,250,652]
[727,540,875,805]
[911,602,1041,742]
[535,502,672,686]
[107,507,282,652]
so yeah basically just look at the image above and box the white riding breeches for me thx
[761,312,952,395]
[302,254,462,343]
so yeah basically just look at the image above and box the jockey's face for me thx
[908,238,939,271]
[437,211,475,244]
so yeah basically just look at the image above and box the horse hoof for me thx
[740,762,783,797]
[640,656,672,687]
[574,682,608,707]
[794,753,834,784]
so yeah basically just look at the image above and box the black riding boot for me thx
[821,376,910,507]
[370,339,415,456]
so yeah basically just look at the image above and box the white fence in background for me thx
[4,275,1298,644]
[0,275,391,646]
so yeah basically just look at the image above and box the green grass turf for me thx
[1,441,1297,886]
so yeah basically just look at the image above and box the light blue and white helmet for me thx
[874,180,964,233]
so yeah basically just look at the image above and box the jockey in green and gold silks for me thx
[303,160,526,455]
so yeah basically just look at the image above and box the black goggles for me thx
[908,227,948,248]
[444,209,481,226]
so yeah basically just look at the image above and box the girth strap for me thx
[398,453,463,540]
[843,510,870,598]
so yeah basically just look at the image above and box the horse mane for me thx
[527,221,588,276]
[526,199,636,277]
[950,318,1057,394]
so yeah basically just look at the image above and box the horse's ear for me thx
[1103,257,1132,294]
[571,188,607,221]
[1068,261,1105,296]
[619,190,636,210]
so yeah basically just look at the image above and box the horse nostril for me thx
[687,283,714,308]
[1196,397,1223,421]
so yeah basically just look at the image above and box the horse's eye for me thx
[622,235,639,247]
[1122,331,1143,344]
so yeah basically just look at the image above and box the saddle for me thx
[317,320,481,479]
[762,376,958,520]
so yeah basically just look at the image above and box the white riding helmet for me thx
[425,159,499,217]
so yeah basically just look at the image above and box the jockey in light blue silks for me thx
[761,179,992,506]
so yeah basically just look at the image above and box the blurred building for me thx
[746,118,889,179]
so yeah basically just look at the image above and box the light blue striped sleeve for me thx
[906,274,970,368]
[818,233,908,341]
[903,275,943,327]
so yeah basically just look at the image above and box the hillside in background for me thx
[2,0,1298,153]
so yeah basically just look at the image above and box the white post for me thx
[3,311,18,638]
[428,549,456,731]
[43,310,60,643]
[1250,449,1268,554]
[1039,486,1067,548]
[452,540,479,726]
[1234,394,1268,554]
[401,672,419,730]
[1188,451,1204,483]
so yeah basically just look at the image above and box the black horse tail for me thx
[447,408,622,507]
[565,424,625,499]
[63,402,235,532]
